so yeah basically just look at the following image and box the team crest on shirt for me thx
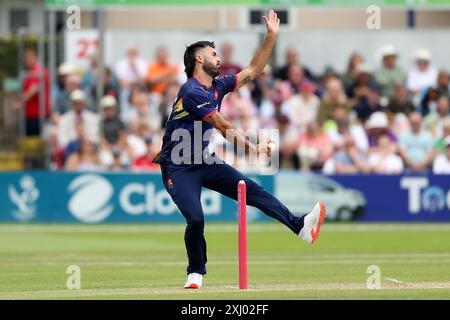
[167,178,173,189]
[214,90,219,100]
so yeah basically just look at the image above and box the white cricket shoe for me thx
[298,202,326,245]
[184,273,203,289]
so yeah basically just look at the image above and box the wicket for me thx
[237,180,247,290]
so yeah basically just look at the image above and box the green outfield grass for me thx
[0,222,449,300]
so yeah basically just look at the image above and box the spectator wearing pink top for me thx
[296,121,333,172]
[368,134,404,174]
[281,80,320,132]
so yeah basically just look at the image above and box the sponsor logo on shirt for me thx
[196,101,210,109]
[167,178,174,189]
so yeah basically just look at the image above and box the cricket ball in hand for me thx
[267,141,277,155]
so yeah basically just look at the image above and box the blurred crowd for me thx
[20,42,450,174]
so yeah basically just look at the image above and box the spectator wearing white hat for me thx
[98,95,134,170]
[407,49,438,107]
[57,89,100,149]
[398,111,434,172]
[432,136,450,174]
[374,45,406,100]
[53,62,76,102]
[99,95,126,147]
[58,62,76,79]
[365,111,397,149]
[53,74,95,122]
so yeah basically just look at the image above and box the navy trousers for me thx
[161,161,305,275]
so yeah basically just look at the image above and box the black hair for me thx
[184,41,215,78]
[128,83,148,105]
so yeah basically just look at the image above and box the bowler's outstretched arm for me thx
[235,9,280,90]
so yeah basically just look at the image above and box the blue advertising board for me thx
[330,174,450,221]
[1,171,449,223]
[0,171,273,223]
[275,172,450,222]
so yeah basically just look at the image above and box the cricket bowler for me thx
[153,10,327,289]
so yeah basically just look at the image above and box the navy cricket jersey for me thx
[154,74,237,165]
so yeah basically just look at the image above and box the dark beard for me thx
[202,60,219,78]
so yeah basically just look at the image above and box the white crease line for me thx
[384,278,406,285]
[1,281,450,299]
